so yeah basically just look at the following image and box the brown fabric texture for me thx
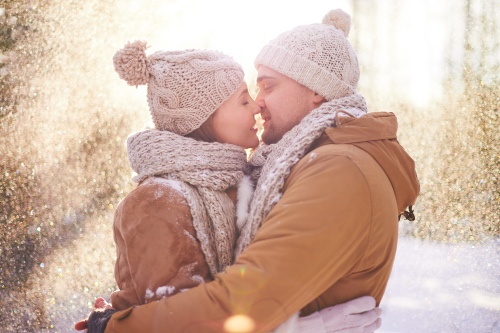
[326,112,420,213]
[126,128,248,276]
[236,94,368,256]
[111,178,212,310]
[104,112,420,333]
[110,128,248,311]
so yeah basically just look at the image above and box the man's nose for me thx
[254,92,265,108]
[249,99,261,115]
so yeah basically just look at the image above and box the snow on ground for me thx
[379,236,500,333]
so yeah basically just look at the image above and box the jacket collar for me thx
[309,112,398,150]
[326,112,397,144]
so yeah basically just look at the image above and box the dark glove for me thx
[87,308,119,333]
[75,297,117,333]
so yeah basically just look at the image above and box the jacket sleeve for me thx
[110,180,211,310]
[105,149,373,332]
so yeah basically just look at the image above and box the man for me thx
[79,8,419,333]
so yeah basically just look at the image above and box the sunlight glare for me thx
[224,314,256,333]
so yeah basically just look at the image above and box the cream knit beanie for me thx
[255,9,359,101]
[113,41,244,135]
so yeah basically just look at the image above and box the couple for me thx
[76,8,419,333]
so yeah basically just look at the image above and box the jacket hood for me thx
[325,112,420,215]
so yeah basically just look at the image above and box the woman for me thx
[75,41,381,333]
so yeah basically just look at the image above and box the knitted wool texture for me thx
[255,9,359,101]
[127,129,248,275]
[113,41,244,135]
[235,92,368,256]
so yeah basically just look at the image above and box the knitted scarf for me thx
[127,129,248,276]
[235,92,368,256]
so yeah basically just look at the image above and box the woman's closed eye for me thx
[240,94,253,106]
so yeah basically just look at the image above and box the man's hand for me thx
[295,296,382,333]
[319,296,382,333]
[74,297,114,331]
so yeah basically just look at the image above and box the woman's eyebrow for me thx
[256,75,276,84]
[239,89,249,98]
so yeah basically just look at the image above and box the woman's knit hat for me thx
[255,9,359,101]
[113,41,244,135]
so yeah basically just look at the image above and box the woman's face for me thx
[213,82,261,149]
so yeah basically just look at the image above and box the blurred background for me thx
[0,0,498,332]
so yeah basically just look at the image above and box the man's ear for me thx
[313,92,325,104]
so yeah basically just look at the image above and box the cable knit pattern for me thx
[255,8,359,101]
[235,92,368,256]
[113,42,244,135]
[127,129,248,275]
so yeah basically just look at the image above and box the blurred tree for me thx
[421,0,499,242]
[0,0,137,331]
[462,0,499,236]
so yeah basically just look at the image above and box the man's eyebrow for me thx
[256,75,276,83]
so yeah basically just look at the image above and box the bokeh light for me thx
[223,314,256,333]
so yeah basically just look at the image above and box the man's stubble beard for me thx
[261,128,281,145]
[261,113,306,145]
[261,120,296,145]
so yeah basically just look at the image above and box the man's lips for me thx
[261,114,271,127]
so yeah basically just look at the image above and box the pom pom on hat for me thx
[113,40,151,86]
[322,9,351,37]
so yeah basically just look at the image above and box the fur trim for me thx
[272,312,299,333]
[235,175,254,231]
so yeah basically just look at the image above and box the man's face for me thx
[255,66,323,144]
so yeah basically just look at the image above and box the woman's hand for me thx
[74,297,114,331]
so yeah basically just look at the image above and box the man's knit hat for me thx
[255,9,359,101]
[113,41,244,135]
